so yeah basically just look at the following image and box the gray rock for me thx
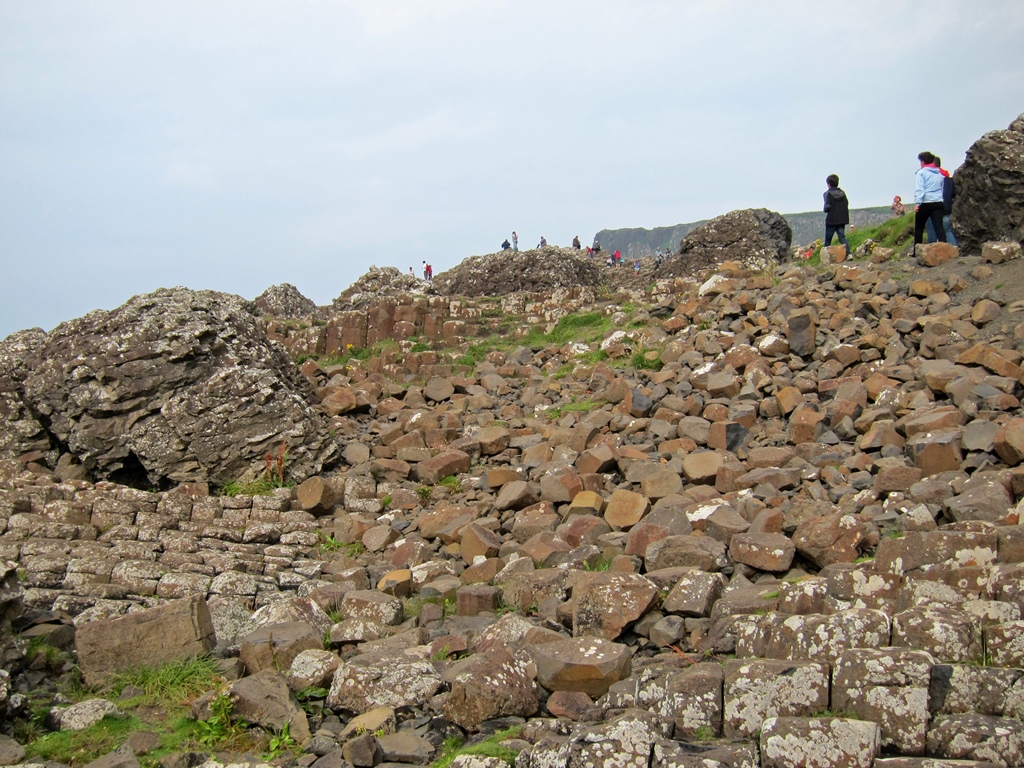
[12,287,338,487]
[953,111,1024,255]
[654,208,792,277]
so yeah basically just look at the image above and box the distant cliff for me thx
[595,206,892,257]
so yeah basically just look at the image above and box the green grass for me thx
[403,595,456,619]
[220,476,293,497]
[630,350,662,371]
[541,312,613,346]
[552,363,575,380]
[25,715,147,766]
[24,639,70,674]
[110,656,222,703]
[576,349,608,364]
[810,212,915,263]
[430,726,523,768]
[317,532,365,558]
[16,658,278,767]
[438,475,460,492]
[544,399,606,420]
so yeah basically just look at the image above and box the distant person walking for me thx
[823,174,850,258]
[913,151,947,252]
[572,235,581,249]
[891,195,906,218]
[511,231,519,252]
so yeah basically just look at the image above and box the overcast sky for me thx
[2,1,1022,339]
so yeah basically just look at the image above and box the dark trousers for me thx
[824,225,849,254]
[914,202,946,245]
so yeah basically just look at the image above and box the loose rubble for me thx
[3,113,1024,768]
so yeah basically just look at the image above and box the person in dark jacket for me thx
[823,174,850,257]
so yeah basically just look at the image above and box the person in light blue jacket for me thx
[914,151,947,253]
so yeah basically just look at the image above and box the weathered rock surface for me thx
[75,595,216,686]
[654,207,792,277]
[254,282,320,320]
[432,248,605,297]
[954,111,1024,255]
[3,287,338,487]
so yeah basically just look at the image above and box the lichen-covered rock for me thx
[515,709,669,768]
[532,636,632,697]
[58,698,123,731]
[9,288,338,487]
[654,208,792,278]
[892,606,983,664]
[432,248,604,298]
[442,645,539,728]
[833,648,933,756]
[630,661,724,738]
[927,713,1024,767]
[572,572,659,640]
[760,716,880,768]
[254,283,320,319]
[930,664,1024,718]
[332,265,433,310]
[953,111,1024,255]
[723,659,830,738]
[326,655,443,713]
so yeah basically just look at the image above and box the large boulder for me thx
[5,287,338,487]
[332,265,432,310]
[432,248,605,297]
[0,328,52,460]
[75,595,217,687]
[253,282,320,319]
[654,208,792,278]
[953,111,1024,255]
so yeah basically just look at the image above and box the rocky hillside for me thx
[596,206,892,258]
[0,111,1023,768]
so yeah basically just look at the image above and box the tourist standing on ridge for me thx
[926,156,958,247]
[823,174,850,258]
[572,235,581,249]
[511,231,518,252]
[914,151,947,253]
[891,195,906,218]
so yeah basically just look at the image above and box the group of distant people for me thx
[822,150,958,258]
[500,231,575,251]
[497,229,674,268]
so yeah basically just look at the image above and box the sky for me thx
[2,1,1023,339]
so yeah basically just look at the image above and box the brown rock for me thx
[414,449,471,484]
[729,532,796,572]
[792,513,877,568]
[532,636,632,697]
[572,572,660,640]
[75,595,216,687]
[603,489,650,530]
